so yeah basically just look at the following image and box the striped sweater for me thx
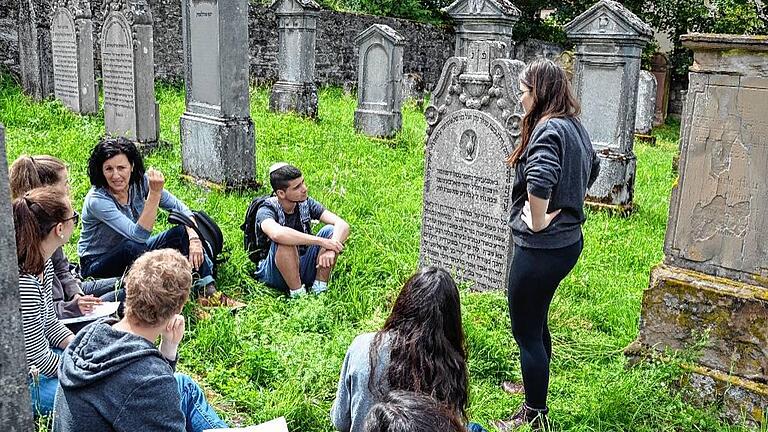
[19,260,73,377]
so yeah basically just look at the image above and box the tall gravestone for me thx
[101,0,159,149]
[51,0,97,114]
[634,70,657,134]
[420,40,525,291]
[269,0,320,118]
[443,0,520,58]
[565,0,652,212]
[629,34,768,426]
[354,24,405,139]
[0,124,35,432]
[18,0,55,100]
[180,0,255,188]
[651,53,671,126]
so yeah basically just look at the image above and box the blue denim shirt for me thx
[77,175,193,260]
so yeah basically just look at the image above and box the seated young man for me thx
[254,163,350,298]
[54,249,229,432]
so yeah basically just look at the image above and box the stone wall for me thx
[0,0,454,91]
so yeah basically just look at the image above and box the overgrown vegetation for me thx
[1,74,762,431]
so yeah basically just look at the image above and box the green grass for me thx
[0,74,759,431]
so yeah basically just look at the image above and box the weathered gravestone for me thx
[179,0,255,188]
[354,24,405,139]
[629,34,768,426]
[634,70,657,134]
[565,0,652,212]
[101,0,159,149]
[51,0,97,114]
[420,40,524,291]
[0,124,35,432]
[443,0,520,58]
[18,0,55,100]
[651,53,671,126]
[269,0,320,118]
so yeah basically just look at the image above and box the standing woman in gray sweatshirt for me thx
[495,59,600,431]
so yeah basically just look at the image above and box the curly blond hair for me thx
[124,249,191,327]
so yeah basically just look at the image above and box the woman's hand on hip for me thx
[522,199,561,233]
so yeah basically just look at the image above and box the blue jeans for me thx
[81,226,214,290]
[254,225,334,292]
[175,373,228,432]
[27,349,62,416]
[468,422,487,432]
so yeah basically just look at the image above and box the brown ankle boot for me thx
[493,403,549,431]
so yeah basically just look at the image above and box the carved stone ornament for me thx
[426,53,525,144]
[101,0,152,25]
[53,0,92,19]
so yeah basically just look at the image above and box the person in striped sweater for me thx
[13,186,77,416]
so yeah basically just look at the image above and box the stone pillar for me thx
[180,0,256,189]
[268,0,320,118]
[634,70,657,134]
[565,0,652,212]
[51,0,97,114]
[354,24,405,139]
[420,40,525,291]
[0,124,35,431]
[651,53,670,126]
[629,34,768,427]
[17,0,55,100]
[443,0,520,58]
[101,0,159,149]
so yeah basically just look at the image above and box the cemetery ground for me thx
[0,73,761,432]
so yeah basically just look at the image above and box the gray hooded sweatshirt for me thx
[53,319,185,432]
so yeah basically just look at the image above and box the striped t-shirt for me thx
[19,260,73,377]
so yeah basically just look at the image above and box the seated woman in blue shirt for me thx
[77,137,242,308]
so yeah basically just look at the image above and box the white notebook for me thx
[204,416,289,432]
[59,301,120,325]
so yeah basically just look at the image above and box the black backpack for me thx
[168,210,225,276]
[241,195,273,264]
[241,195,312,265]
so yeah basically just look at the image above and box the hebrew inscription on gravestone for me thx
[51,0,97,113]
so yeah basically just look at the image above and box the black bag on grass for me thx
[241,195,272,265]
[168,210,225,276]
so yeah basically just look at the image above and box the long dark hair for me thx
[507,58,581,166]
[9,155,66,199]
[87,137,145,188]
[13,187,71,275]
[368,266,469,419]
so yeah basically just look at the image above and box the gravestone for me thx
[565,0,652,212]
[179,0,256,188]
[101,0,159,149]
[629,34,768,426]
[0,124,35,431]
[651,53,671,126]
[420,40,525,291]
[443,0,520,58]
[269,0,320,118]
[51,0,97,114]
[18,0,55,100]
[634,70,656,134]
[354,24,405,139]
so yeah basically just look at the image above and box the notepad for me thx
[204,416,289,432]
[59,301,121,325]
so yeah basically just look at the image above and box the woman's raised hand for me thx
[147,168,165,194]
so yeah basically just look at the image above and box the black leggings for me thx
[507,237,583,410]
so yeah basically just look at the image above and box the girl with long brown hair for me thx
[10,155,123,331]
[496,59,600,430]
[13,187,77,416]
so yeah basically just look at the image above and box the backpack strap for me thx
[266,196,286,226]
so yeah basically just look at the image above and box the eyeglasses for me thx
[62,210,79,226]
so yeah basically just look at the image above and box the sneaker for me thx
[501,381,526,395]
[493,403,549,432]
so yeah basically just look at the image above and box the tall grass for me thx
[0,74,756,431]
